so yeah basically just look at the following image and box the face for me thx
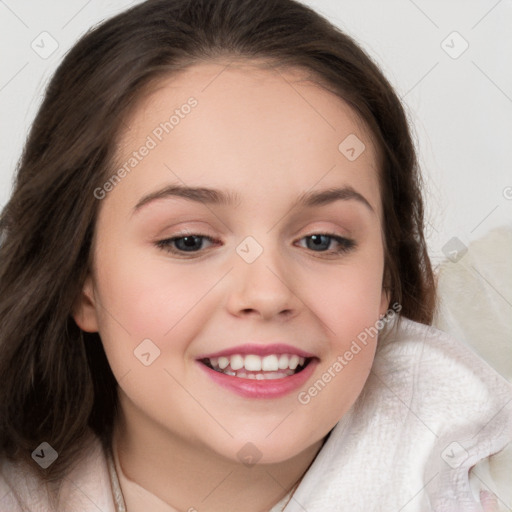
[74,60,389,465]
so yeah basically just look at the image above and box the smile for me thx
[196,344,318,399]
[201,353,311,379]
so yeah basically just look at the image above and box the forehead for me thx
[112,60,381,216]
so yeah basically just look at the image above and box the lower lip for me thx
[196,359,318,399]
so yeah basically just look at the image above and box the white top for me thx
[1,317,511,511]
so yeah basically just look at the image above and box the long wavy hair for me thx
[0,0,435,487]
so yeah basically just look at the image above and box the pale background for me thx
[1,0,511,267]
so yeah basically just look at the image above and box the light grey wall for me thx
[1,0,511,265]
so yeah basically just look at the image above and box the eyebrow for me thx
[132,184,374,214]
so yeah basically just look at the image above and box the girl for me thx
[1,0,511,510]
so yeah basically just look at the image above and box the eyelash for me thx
[155,232,356,257]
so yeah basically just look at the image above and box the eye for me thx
[296,234,356,254]
[156,234,217,255]
[155,232,356,257]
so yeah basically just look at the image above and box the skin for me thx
[74,60,390,512]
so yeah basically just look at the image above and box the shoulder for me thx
[376,316,512,414]
[0,454,44,511]
[375,317,512,451]
[376,317,512,507]
[0,433,116,512]
[290,317,512,510]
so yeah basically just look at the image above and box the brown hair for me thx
[0,0,435,487]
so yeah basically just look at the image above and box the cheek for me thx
[90,241,241,395]
[91,250,220,417]
[308,252,385,341]
[294,248,384,426]
[94,243,219,337]
[311,266,381,374]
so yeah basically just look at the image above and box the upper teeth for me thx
[208,354,306,372]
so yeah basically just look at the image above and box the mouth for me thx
[199,353,313,380]
[196,344,319,398]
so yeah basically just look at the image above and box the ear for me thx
[72,274,100,333]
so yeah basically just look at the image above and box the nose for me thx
[225,239,300,321]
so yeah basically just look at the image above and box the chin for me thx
[207,430,324,467]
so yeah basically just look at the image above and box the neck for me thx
[114,393,324,512]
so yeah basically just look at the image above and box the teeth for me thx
[278,354,289,370]
[244,355,262,372]
[205,353,309,377]
[289,355,299,370]
[230,354,244,371]
[218,356,229,369]
[231,369,293,380]
[262,355,279,371]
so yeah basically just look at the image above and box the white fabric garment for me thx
[280,317,512,511]
[1,317,511,511]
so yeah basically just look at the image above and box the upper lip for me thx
[196,343,316,360]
